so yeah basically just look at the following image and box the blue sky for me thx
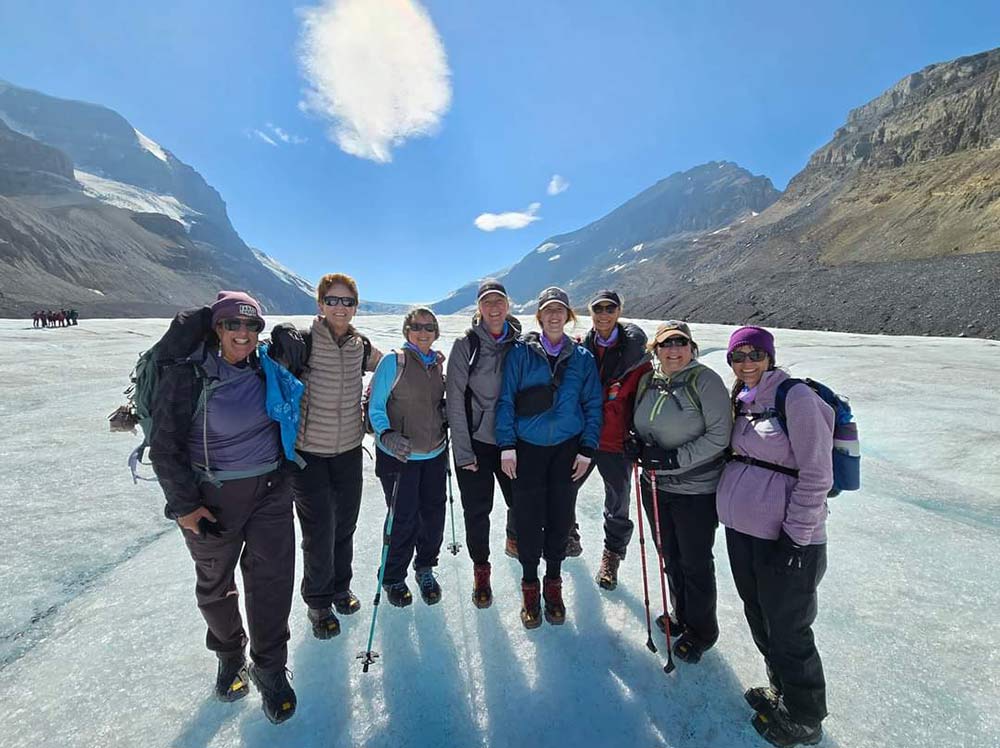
[1,1,998,303]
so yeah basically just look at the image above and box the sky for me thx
[1,0,998,303]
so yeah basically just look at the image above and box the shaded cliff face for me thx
[433,161,781,313]
[0,80,314,316]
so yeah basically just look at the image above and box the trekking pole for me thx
[358,471,401,673]
[648,469,676,674]
[445,459,462,556]
[633,462,657,654]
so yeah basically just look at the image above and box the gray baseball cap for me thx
[537,286,570,310]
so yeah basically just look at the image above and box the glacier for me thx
[0,316,996,748]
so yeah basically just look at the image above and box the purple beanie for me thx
[726,325,775,364]
[211,290,264,327]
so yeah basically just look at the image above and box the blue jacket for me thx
[495,332,603,452]
[258,343,305,465]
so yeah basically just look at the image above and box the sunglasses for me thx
[657,337,690,349]
[730,349,768,363]
[323,295,358,307]
[219,318,264,333]
[591,303,619,314]
[407,323,438,333]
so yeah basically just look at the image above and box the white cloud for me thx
[474,203,542,232]
[547,174,570,196]
[297,0,452,163]
[266,123,307,145]
[252,129,279,146]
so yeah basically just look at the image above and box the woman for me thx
[270,273,382,640]
[716,326,833,748]
[496,287,603,629]
[571,289,652,589]
[631,321,731,664]
[445,280,522,608]
[149,291,297,725]
[368,307,448,607]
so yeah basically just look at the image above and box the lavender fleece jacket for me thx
[716,369,834,545]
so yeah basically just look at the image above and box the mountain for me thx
[0,80,315,316]
[433,161,781,314]
[625,49,1000,338]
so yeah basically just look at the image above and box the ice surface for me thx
[0,317,997,748]
[75,170,197,226]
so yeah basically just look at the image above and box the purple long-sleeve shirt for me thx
[716,369,834,545]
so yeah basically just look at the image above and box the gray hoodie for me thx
[445,316,522,467]
[632,359,732,495]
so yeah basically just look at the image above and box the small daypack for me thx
[774,378,861,497]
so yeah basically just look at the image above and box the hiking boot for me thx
[504,536,519,559]
[745,685,781,714]
[520,579,542,629]
[752,705,823,747]
[564,527,583,558]
[595,548,622,590]
[672,632,713,664]
[307,606,341,639]
[214,652,250,702]
[542,576,566,625]
[472,562,492,609]
[332,589,361,616]
[383,581,413,608]
[248,664,297,725]
[415,568,442,605]
[655,613,686,637]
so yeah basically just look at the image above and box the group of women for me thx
[148,275,832,747]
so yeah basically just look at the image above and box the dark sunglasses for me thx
[407,323,438,333]
[323,295,358,307]
[591,303,619,314]
[657,337,690,349]
[220,318,264,333]
[730,349,768,363]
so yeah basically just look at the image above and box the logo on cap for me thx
[237,303,258,318]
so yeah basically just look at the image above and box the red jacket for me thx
[582,324,652,453]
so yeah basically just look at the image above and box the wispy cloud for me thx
[474,203,542,232]
[547,174,570,196]
[249,123,307,147]
[297,0,452,163]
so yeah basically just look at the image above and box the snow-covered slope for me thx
[75,170,199,227]
[0,317,997,748]
[251,247,316,298]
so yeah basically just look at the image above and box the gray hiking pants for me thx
[572,450,635,557]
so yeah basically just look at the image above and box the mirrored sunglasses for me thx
[323,295,358,307]
[730,349,768,363]
[657,337,689,349]
[220,318,264,333]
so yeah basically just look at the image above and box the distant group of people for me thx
[33,309,79,327]
[145,275,835,747]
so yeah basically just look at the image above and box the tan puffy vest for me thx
[296,319,369,455]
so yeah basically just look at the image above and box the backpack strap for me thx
[463,329,481,429]
[360,334,372,372]
[390,350,407,393]
[636,369,655,406]
[774,377,806,436]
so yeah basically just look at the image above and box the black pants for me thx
[640,480,720,646]
[512,437,578,580]
[183,470,295,672]
[455,439,515,564]
[292,446,363,609]
[376,449,447,585]
[726,528,828,726]
[572,450,635,556]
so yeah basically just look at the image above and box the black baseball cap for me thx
[537,286,571,310]
[477,279,509,303]
[589,289,623,310]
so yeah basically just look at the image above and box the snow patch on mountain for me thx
[134,129,168,163]
[548,254,561,261]
[536,242,559,253]
[250,247,315,298]
[74,170,197,226]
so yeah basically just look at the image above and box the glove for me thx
[623,433,643,461]
[640,445,679,471]
[268,323,307,375]
[772,530,806,572]
[380,430,412,462]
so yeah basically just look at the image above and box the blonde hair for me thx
[535,306,577,327]
[316,273,359,303]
